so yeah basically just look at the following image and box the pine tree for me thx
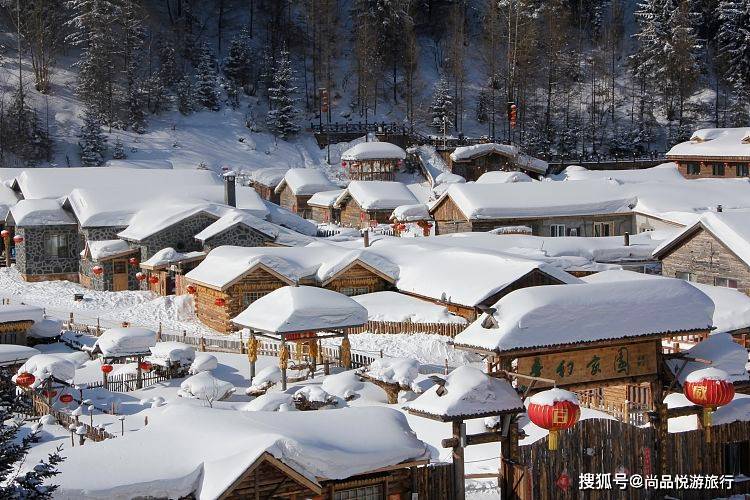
[78,107,107,166]
[120,0,146,132]
[112,136,126,159]
[430,76,453,131]
[718,0,750,121]
[266,49,301,139]
[476,87,490,124]
[176,76,194,115]
[126,83,147,133]
[157,40,179,89]
[224,29,253,91]
[5,87,51,162]
[195,43,220,111]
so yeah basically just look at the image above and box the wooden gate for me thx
[417,462,454,500]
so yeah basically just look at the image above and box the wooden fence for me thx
[345,320,465,338]
[86,371,170,393]
[416,462,455,500]
[29,395,115,442]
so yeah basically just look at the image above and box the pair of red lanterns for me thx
[136,273,159,284]
[0,230,23,244]
[101,361,152,374]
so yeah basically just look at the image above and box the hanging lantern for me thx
[135,272,146,281]
[555,472,572,491]
[92,265,104,276]
[13,235,23,244]
[128,257,139,266]
[186,285,197,295]
[214,297,226,307]
[683,367,734,441]
[42,389,57,399]
[397,223,406,231]
[148,275,159,284]
[138,361,152,372]
[0,229,9,238]
[100,364,114,374]
[15,372,35,388]
[59,393,74,404]
[527,388,580,451]
[341,161,347,168]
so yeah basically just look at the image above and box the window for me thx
[44,233,69,258]
[339,286,370,296]
[724,441,750,476]
[334,484,384,500]
[675,271,696,282]
[593,222,614,237]
[639,226,654,233]
[737,164,749,177]
[714,277,738,288]
[241,291,266,307]
[568,228,579,237]
[686,163,700,175]
[712,163,725,176]
[550,224,565,237]
[113,260,127,274]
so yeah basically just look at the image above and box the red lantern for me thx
[100,364,113,374]
[556,472,571,491]
[128,257,138,266]
[92,265,104,276]
[42,389,57,399]
[15,372,35,388]
[0,229,9,238]
[341,161,347,167]
[13,235,23,244]
[136,272,146,281]
[139,361,152,372]
[683,368,734,440]
[59,393,74,404]
[148,275,159,284]
[215,297,226,307]
[527,389,580,451]
[397,224,406,231]
[186,285,197,295]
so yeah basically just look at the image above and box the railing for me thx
[345,320,465,338]
[29,395,115,442]
[85,371,170,393]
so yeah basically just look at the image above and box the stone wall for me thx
[202,224,272,252]
[80,226,127,241]
[134,212,219,260]
[79,254,140,291]
[16,225,82,281]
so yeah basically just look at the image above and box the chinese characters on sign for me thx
[579,473,734,491]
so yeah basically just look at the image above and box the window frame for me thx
[333,483,384,500]
[712,163,726,176]
[593,222,615,237]
[550,224,566,237]
[686,162,700,175]
[675,271,696,282]
[737,163,749,177]
[714,276,738,289]
[43,233,70,258]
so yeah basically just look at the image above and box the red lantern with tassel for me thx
[186,285,197,295]
[92,265,104,276]
[15,372,35,387]
[139,361,152,372]
[527,388,580,451]
[214,297,226,307]
[100,364,114,374]
[0,229,9,239]
[148,275,159,284]
[128,257,138,266]
[683,367,734,441]
[13,235,23,244]
[59,393,74,404]
[136,272,146,281]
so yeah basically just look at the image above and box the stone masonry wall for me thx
[136,212,219,260]
[202,225,272,252]
[15,225,82,279]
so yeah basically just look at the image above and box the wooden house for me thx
[139,248,206,296]
[0,305,44,346]
[185,245,397,333]
[274,168,337,219]
[334,181,419,229]
[389,204,433,237]
[448,143,548,181]
[653,211,750,295]
[340,141,406,181]
[666,127,750,179]
[79,239,140,292]
[429,179,635,236]
[248,168,287,204]
[307,189,343,224]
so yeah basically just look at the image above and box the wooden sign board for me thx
[516,340,658,389]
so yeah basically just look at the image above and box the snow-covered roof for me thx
[194,209,279,242]
[275,168,336,196]
[450,143,517,162]
[0,183,19,220]
[92,327,157,357]
[404,366,523,420]
[263,200,318,237]
[556,163,684,183]
[233,286,367,333]
[666,127,750,159]
[335,181,419,211]
[55,405,428,499]
[0,304,44,324]
[435,179,636,220]
[307,189,345,208]
[117,202,224,241]
[104,159,174,169]
[248,167,288,187]
[9,199,75,226]
[362,357,421,391]
[453,279,714,353]
[147,342,195,366]
[341,142,406,161]
[476,171,533,184]
[185,243,398,290]
[653,210,750,266]
[0,345,40,366]
[667,333,748,385]
[391,204,430,222]
[140,248,205,269]
[516,153,549,174]
[85,240,134,261]
[28,318,62,339]
[17,354,75,384]
[351,291,466,324]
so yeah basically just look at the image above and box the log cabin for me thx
[248,167,287,204]
[429,179,636,236]
[307,189,344,224]
[185,245,398,332]
[275,168,338,219]
[666,127,750,179]
[448,143,548,181]
[0,305,44,346]
[139,247,206,296]
[79,239,141,292]
[340,141,407,181]
[334,181,419,229]
[653,211,750,295]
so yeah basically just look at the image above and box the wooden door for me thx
[112,260,128,291]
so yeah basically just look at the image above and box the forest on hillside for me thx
[2,0,749,167]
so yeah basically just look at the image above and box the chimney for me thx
[363,229,370,248]
[224,171,236,207]
[717,204,723,213]
[623,232,630,247]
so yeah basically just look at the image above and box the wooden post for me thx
[3,234,9,268]
[200,336,206,352]
[96,317,101,336]
[136,355,143,390]
[650,379,668,476]
[103,371,109,390]
[69,312,74,327]
[156,322,162,342]
[452,420,466,500]
[279,341,288,391]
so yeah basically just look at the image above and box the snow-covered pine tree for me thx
[195,43,220,111]
[120,0,146,132]
[224,29,253,91]
[158,40,179,88]
[430,76,453,131]
[112,136,126,159]
[266,48,301,139]
[5,87,51,162]
[718,0,750,122]
[475,87,490,124]
[78,107,107,166]
[176,76,194,115]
